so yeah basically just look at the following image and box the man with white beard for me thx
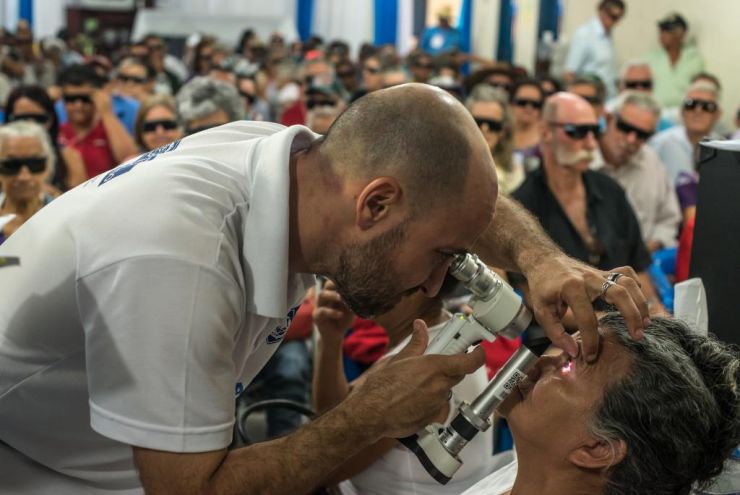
[509,93,664,326]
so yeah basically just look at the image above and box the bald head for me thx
[543,91,597,124]
[321,83,491,215]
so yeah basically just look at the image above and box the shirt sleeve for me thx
[77,256,244,453]
[564,28,588,73]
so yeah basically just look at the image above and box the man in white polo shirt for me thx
[0,84,650,494]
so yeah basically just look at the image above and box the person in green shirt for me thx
[644,13,704,110]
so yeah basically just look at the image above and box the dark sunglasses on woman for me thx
[142,120,179,133]
[0,157,47,175]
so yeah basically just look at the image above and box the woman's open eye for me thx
[560,357,575,376]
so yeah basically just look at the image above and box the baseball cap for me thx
[658,12,688,31]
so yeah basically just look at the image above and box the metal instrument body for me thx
[399,253,547,484]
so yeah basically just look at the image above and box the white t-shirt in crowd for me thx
[340,320,496,495]
[460,453,517,495]
[0,122,316,493]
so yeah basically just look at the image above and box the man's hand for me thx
[346,320,486,439]
[313,280,355,343]
[92,86,114,116]
[524,255,650,362]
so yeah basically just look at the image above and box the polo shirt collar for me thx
[242,125,318,318]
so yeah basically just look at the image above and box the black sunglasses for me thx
[63,94,93,104]
[363,66,380,74]
[624,80,653,90]
[488,81,512,92]
[615,116,654,141]
[550,122,602,140]
[307,99,337,110]
[8,113,49,125]
[0,157,47,175]
[474,117,504,132]
[239,91,256,104]
[578,94,602,106]
[604,9,622,22]
[117,74,148,84]
[512,98,543,110]
[142,119,179,133]
[414,63,434,70]
[683,98,718,113]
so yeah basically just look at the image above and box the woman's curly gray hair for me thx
[176,76,245,125]
[594,314,740,495]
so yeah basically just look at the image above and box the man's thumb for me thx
[393,320,429,360]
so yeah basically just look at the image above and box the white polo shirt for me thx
[0,121,316,493]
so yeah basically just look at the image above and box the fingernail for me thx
[566,340,579,358]
[643,317,652,328]
[635,328,644,340]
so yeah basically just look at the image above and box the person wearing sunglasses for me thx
[176,76,245,136]
[408,51,435,84]
[0,121,56,245]
[649,81,723,184]
[593,92,681,267]
[57,64,139,179]
[609,61,675,134]
[644,12,705,110]
[465,83,522,195]
[114,58,156,103]
[566,75,607,122]
[510,92,663,321]
[361,55,383,94]
[511,80,545,171]
[133,94,183,154]
[564,0,625,99]
[4,85,87,191]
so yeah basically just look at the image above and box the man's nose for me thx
[419,258,453,298]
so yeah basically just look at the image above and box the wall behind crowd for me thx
[560,0,740,126]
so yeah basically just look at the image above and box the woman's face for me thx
[11,97,51,131]
[470,101,504,151]
[0,136,49,203]
[512,85,543,126]
[141,105,183,151]
[501,330,632,459]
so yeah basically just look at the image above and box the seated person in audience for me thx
[510,79,545,168]
[113,57,156,103]
[592,91,681,252]
[313,279,494,495]
[462,313,740,495]
[335,60,359,101]
[306,104,342,135]
[511,93,666,316]
[235,73,270,121]
[608,60,673,131]
[465,83,523,194]
[133,94,183,153]
[0,121,56,244]
[4,85,86,191]
[649,80,723,184]
[408,51,435,84]
[537,76,562,99]
[380,65,408,89]
[566,74,607,122]
[176,76,244,135]
[57,64,138,178]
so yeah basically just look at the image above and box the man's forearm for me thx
[473,195,566,275]
[100,111,138,163]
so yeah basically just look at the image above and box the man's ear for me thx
[567,437,627,471]
[355,177,404,230]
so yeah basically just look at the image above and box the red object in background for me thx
[343,318,389,365]
[481,337,521,379]
[284,298,314,341]
[676,214,695,283]
[280,100,307,126]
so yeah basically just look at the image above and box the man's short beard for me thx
[332,220,411,318]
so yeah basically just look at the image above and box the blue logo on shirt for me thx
[266,305,301,344]
[98,139,181,186]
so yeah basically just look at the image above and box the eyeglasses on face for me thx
[615,116,654,141]
[683,98,718,113]
[549,122,602,140]
[0,156,47,175]
[624,80,653,90]
[474,117,504,132]
[63,94,93,104]
[512,98,543,110]
[117,74,148,84]
[142,119,179,133]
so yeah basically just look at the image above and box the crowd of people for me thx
[0,1,739,494]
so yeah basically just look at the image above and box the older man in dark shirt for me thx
[511,92,666,318]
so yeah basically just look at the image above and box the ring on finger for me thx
[607,272,623,284]
[599,279,617,300]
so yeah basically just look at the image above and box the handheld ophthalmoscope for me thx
[399,253,550,484]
